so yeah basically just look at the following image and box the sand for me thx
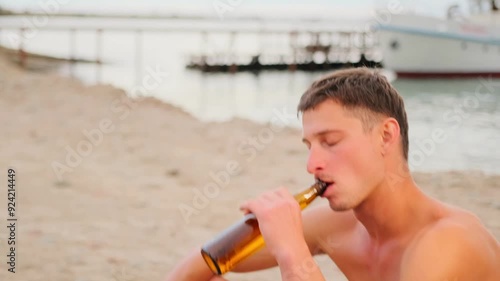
[0,51,498,281]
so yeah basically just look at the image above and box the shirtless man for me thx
[165,68,500,281]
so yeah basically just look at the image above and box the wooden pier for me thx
[186,30,383,73]
[1,18,383,78]
[187,53,382,72]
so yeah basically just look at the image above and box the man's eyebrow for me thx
[302,129,343,143]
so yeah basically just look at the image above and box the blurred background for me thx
[0,1,498,281]
[1,0,499,172]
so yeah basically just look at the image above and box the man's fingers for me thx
[239,187,293,215]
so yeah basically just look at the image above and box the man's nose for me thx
[306,146,326,175]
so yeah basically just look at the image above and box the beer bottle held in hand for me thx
[200,181,328,275]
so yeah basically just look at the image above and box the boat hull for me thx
[376,14,500,78]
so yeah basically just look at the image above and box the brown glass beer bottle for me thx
[200,181,327,275]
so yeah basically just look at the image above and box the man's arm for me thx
[233,204,357,272]
[164,204,356,280]
[164,248,215,281]
[238,188,359,281]
[400,220,499,281]
[275,243,326,281]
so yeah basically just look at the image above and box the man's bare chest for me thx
[339,254,403,281]
[325,238,407,281]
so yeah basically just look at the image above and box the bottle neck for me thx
[294,183,322,209]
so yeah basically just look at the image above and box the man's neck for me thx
[353,173,439,244]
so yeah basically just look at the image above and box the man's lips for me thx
[316,179,334,196]
[320,182,335,197]
[314,180,326,195]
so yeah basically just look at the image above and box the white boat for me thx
[375,0,500,78]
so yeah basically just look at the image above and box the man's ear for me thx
[380,118,400,156]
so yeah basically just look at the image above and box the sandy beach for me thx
[0,50,498,281]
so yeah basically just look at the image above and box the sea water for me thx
[1,15,498,174]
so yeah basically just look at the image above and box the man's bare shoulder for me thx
[401,206,500,281]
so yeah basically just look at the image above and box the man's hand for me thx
[240,187,326,281]
[240,187,308,261]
